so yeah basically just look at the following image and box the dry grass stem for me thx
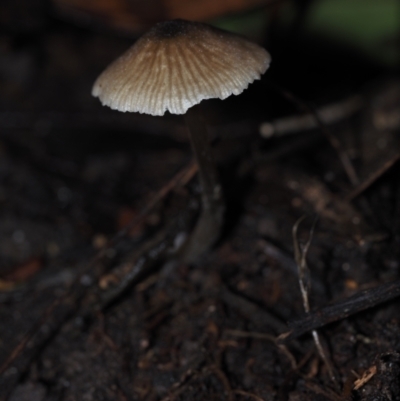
[292,216,337,386]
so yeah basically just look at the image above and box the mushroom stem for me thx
[182,104,225,262]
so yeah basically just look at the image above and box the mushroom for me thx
[92,19,270,261]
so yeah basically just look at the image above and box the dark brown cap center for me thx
[151,19,194,39]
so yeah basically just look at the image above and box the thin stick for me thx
[347,153,400,201]
[225,329,297,370]
[292,216,337,385]
[260,95,363,138]
[284,279,400,340]
[234,389,265,401]
[269,83,360,187]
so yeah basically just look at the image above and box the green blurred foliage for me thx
[212,9,267,41]
[306,0,399,66]
[212,0,399,67]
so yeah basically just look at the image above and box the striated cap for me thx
[92,19,271,116]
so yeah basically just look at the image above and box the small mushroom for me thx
[92,19,271,261]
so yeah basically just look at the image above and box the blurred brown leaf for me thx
[166,0,272,21]
[0,257,43,290]
[53,0,273,34]
[116,206,146,238]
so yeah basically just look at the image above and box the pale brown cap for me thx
[92,19,271,116]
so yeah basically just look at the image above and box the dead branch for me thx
[260,96,362,138]
[282,279,400,340]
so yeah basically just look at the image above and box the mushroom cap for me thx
[92,19,271,116]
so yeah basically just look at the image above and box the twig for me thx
[258,239,325,296]
[224,329,297,370]
[283,279,400,340]
[210,365,234,401]
[219,285,287,334]
[347,153,400,201]
[292,216,315,312]
[260,96,362,138]
[292,216,337,386]
[111,159,197,246]
[91,230,172,313]
[234,389,265,401]
[90,162,201,311]
[353,365,377,390]
[304,381,343,401]
[160,351,206,401]
[268,84,360,187]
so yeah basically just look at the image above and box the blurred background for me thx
[1,0,398,266]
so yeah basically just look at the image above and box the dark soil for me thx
[1,4,400,401]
